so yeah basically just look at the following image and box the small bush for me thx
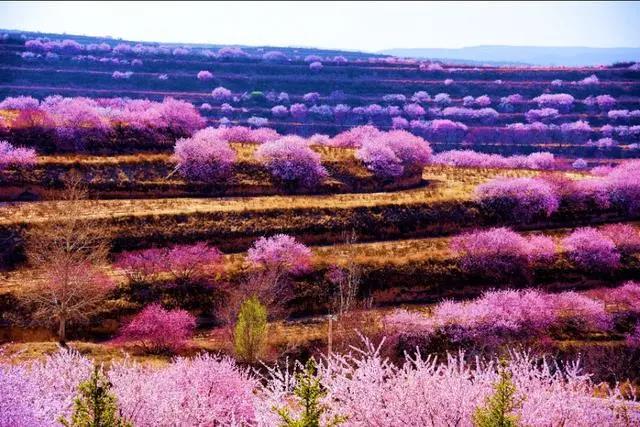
[234,296,268,363]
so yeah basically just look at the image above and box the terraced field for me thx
[1,6,640,421]
[1,31,640,422]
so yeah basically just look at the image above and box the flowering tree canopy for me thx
[117,304,196,353]
[562,227,620,272]
[355,130,431,178]
[451,227,556,279]
[475,177,560,221]
[0,140,37,172]
[247,234,312,276]
[254,136,328,188]
[173,127,236,182]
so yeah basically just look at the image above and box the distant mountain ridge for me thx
[380,45,640,66]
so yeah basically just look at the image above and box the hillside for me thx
[1,27,640,426]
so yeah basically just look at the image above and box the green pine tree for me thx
[276,359,345,427]
[61,366,131,427]
[473,363,521,427]
[234,295,268,363]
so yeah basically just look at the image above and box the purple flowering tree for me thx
[173,127,236,182]
[475,177,560,222]
[562,227,620,272]
[254,136,328,189]
[116,304,196,353]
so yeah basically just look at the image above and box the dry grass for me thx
[0,166,541,225]
[0,340,172,366]
[34,143,356,166]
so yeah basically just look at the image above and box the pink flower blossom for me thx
[475,177,560,221]
[562,227,620,272]
[255,136,328,188]
[116,304,196,353]
[247,234,312,276]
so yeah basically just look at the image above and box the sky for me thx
[1,1,639,52]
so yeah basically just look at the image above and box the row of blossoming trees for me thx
[173,125,433,187]
[0,96,205,152]
[103,223,640,355]
[184,87,638,130]
[22,37,353,63]
[16,36,640,81]
[200,89,637,114]
[451,225,640,279]
[1,93,638,155]
[384,282,640,351]
[171,125,622,188]
[2,120,639,203]
[473,159,640,220]
[2,339,638,426]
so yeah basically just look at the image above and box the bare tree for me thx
[328,230,363,318]
[325,231,380,354]
[21,173,114,345]
[220,269,292,328]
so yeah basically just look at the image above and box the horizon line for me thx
[3,27,640,54]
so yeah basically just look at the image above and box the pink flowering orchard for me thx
[2,2,640,425]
